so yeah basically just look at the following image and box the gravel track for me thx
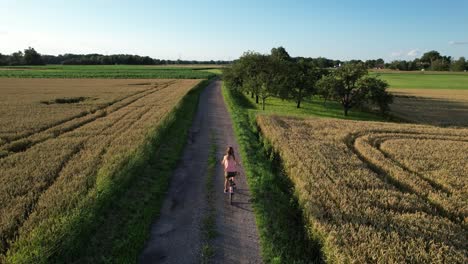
[139,80,262,264]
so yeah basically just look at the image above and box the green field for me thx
[245,95,386,121]
[0,65,218,79]
[371,71,468,90]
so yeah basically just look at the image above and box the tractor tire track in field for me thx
[346,132,465,224]
[0,80,176,158]
[0,82,178,255]
[140,81,262,264]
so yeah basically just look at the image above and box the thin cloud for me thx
[449,41,468,45]
[390,51,403,57]
[0,30,7,35]
[407,49,420,57]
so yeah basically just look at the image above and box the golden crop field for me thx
[0,79,161,146]
[0,78,201,260]
[388,88,468,126]
[257,115,468,263]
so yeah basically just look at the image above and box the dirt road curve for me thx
[139,80,262,264]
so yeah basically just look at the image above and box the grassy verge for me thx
[222,86,325,263]
[200,138,218,264]
[5,78,214,263]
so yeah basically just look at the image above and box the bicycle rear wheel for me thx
[229,186,233,205]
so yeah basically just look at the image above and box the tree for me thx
[285,60,326,108]
[223,51,268,104]
[11,51,24,65]
[317,63,391,116]
[255,55,286,110]
[0,53,6,66]
[23,47,44,65]
[431,59,450,71]
[316,74,343,105]
[451,57,467,71]
[358,77,393,114]
[420,50,443,69]
[238,51,264,103]
[222,63,244,91]
[348,59,364,65]
[376,58,385,69]
[365,59,377,69]
[270,46,291,62]
[420,50,442,64]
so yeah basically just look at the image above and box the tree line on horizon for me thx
[224,47,393,116]
[0,47,466,71]
[385,51,467,72]
[0,47,231,66]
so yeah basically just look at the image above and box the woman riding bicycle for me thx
[221,146,238,193]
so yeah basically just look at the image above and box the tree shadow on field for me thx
[391,95,468,127]
[233,91,257,110]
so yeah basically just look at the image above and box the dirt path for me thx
[139,80,262,263]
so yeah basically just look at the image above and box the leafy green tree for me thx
[316,74,342,105]
[0,53,6,66]
[365,59,377,69]
[223,51,269,104]
[285,60,326,108]
[451,57,467,71]
[420,50,442,64]
[11,51,24,65]
[313,57,336,68]
[376,58,385,68]
[317,63,391,116]
[358,76,393,114]
[431,59,450,71]
[270,46,291,61]
[222,61,244,91]
[420,50,443,69]
[256,55,287,110]
[239,52,264,103]
[23,47,44,65]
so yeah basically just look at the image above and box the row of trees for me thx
[268,50,467,72]
[224,47,393,116]
[0,47,45,66]
[385,51,467,71]
[0,47,231,66]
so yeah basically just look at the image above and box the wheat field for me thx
[257,115,467,263]
[0,78,201,260]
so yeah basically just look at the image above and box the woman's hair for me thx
[225,146,235,160]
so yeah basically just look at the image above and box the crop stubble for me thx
[388,88,468,126]
[257,115,467,263]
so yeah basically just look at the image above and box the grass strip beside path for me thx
[222,86,325,263]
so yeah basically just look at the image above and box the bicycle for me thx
[227,177,236,205]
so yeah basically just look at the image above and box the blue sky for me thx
[1,0,467,61]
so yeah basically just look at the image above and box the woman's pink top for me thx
[223,155,237,172]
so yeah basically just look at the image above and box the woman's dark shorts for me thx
[225,171,237,178]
